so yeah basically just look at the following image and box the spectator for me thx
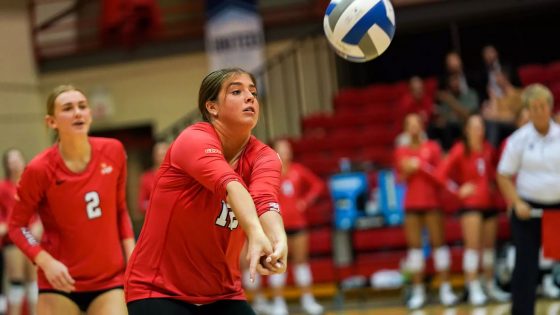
[482,69,523,146]
[431,73,479,151]
[395,76,434,146]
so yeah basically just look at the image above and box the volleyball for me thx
[323,0,396,63]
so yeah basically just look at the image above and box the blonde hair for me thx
[46,84,85,115]
[522,83,554,109]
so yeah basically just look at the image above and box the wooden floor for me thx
[277,300,560,315]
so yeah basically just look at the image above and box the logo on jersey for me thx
[269,202,280,213]
[100,163,113,175]
[205,148,222,155]
[281,181,294,197]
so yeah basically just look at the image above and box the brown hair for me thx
[46,84,86,116]
[198,68,256,122]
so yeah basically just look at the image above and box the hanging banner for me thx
[205,0,265,73]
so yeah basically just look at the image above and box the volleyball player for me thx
[137,141,169,215]
[437,114,508,305]
[0,148,42,315]
[125,68,287,315]
[242,139,324,315]
[8,85,135,315]
[395,113,458,309]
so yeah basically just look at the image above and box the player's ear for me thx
[45,115,57,130]
[205,101,218,118]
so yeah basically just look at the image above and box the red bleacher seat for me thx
[306,200,332,227]
[309,227,333,256]
[353,226,407,252]
[444,216,463,244]
[518,64,548,86]
[546,61,560,83]
[497,212,511,242]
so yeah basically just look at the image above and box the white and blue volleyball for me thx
[324,0,396,63]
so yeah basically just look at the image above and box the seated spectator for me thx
[476,45,519,101]
[438,52,473,94]
[430,73,479,151]
[482,69,523,146]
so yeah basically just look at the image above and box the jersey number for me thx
[215,201,239,230]
[85,191,102,219]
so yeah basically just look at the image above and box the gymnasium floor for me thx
[285,300,560,315]
[271,284,560,315]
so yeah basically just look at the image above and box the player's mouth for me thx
[72,121,86,127]
[243,106,256,114]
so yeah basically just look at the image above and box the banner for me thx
[205,0,265,73]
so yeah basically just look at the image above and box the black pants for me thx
[510,211,541,315]
[128,298,256,315]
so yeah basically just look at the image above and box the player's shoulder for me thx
[26,146,58,174]
[449,141,465,156]
[247,136,276,158]
[177,122,219,144]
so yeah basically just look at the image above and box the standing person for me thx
[497,84,560,315]
[8,85,135,315]
[437,114,507,305]
[137,141,169,215]
[0,149,42,315]
[125,68,287,315]
[395,114,458,309]
[242,139,324,315]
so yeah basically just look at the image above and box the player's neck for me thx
[58,136,92,172]
[468,138,482,152]
[213,123,251,162]
[9,173,21,185]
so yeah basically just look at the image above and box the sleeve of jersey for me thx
[116,143,134,240]
[497,137,521,176]
[8,165,46,261]
[248,150,282,217]
[298,165,325,207]
[417,143,442,185]
[435,147,460,194]
[172,128,244,200]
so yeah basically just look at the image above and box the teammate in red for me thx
[125,68,287,315]
[1,148,42,315]
[8,85,135,315]
[394,113,458,309]
[242,139,324,315]
[437,114,508,305]
[137,141,169,215]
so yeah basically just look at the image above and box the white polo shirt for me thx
[498,121,560,204]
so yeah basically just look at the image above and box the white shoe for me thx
[486,281,511,302]
[468,280,488,306]
[543,274,560,298]
[439,282,459,306]
[269,297,289,315]
[301,294,324,315]
[252,295,271,315]
[407,285,427,310]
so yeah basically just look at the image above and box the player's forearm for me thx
[226,181,264,238]
[496,173,521,205]
[121,237,135,260]
[259,211,287,247]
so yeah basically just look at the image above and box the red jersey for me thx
[138,169,156,214]
[279,163,324,230]
[0,180,17,247]
[394,140,442,210]
[437,142,496,210]
[8,137,134,291]
[125,123,282,305]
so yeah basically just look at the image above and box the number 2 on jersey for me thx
[215,201,239,230]
[85,191,102,219]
